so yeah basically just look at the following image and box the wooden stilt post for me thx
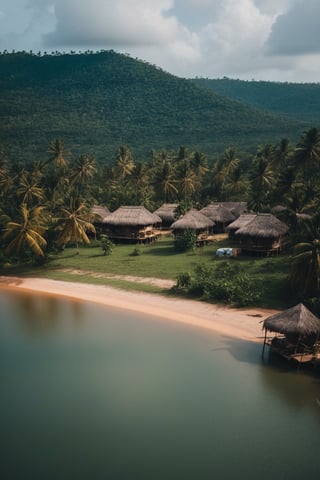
[262,329,267,358]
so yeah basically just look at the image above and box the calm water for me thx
[0,289,319,480]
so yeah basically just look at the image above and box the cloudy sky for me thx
[1,0,319,82]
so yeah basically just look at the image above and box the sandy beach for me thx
[0,276,279,342]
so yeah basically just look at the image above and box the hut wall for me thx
[238,235,286,254]
[212,222,229,234]
[106,225,158,243]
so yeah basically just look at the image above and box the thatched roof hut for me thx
[103,206,161,226]
[262,304,320,363]
[200,204,236,233]
[235,213,288,254]
[102,206,161,243]
[171,208,214,242]
[263,303,320,337]
[226,214,257,236]
[171,209,214,231]
[219,202,247,217]
[90,205,110,221]
[153,203,179,228]
[235,213,288,238]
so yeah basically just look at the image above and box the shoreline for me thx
[0,276,279,342]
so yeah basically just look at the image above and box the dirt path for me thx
[58,268,176,289]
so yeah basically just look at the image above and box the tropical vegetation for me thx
[1,50,320,311]
[0,124,320,310]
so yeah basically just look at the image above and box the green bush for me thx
[188,261,261,306]
[100,235,114,256]
[174,230,197,252]
[131,246,142,256]
[175,271,192,289]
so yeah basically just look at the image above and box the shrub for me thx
[176,271,192,289]
[100,235,114,256]
[188,261,261,306]
[131,246,142,256]
[174,230,197,252]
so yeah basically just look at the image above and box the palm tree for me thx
[152,157,178,203]
[223,165,249,200]
[2,204,47,258]
[190,151,209,179]
[177,159,198,206]
[54,198,96,252]
[0,151,12,198]
[47,138,71,171]
[44,172,69,214]
[126,162,149,204]
[69,154,97,194]
[272,138,293,170]
[290,238,320,298]
[273,164,297,203]
[16,176,45,206]
[294,127,320,177]
[289,215,320,297]
[221,148,239,187]
[115,145,135,179]
[248,155,274,212]
[11,162,28,187]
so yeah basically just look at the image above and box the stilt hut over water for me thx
[102,206,161,243]
[153,203,179,228]
[262,303,320,364]
[235,213,288,255]
[171,209,214,245]
[200,204,236,233]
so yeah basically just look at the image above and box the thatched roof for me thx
[103,206,162,226]
[219,202,247,217]
[226,214,257,232]
[171,209,214,230]
[153,203,179,223]
[235,213,288,238]
[91,205,110,221]
[200,204,236,223]
[263,303,320,336]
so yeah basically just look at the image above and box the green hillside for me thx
[0,51,310,164]
[192,78,320,124]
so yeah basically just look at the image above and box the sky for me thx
[0,0,320,82]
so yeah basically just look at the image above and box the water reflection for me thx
[211,334,320,420]
[4,290,85,336]
[258,359,320,418]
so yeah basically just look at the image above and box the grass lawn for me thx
[0,235,293,309]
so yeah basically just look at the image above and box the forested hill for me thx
[0,51,310,164]
[192,78,320,124]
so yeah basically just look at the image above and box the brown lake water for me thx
[0,289,319,480]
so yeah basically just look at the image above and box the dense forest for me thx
[0,50,310,164]
[192,77,320,124]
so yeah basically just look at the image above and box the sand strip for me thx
[0,276,279,341]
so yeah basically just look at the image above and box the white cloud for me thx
[194,0,273,77]
[44,0,187,47]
